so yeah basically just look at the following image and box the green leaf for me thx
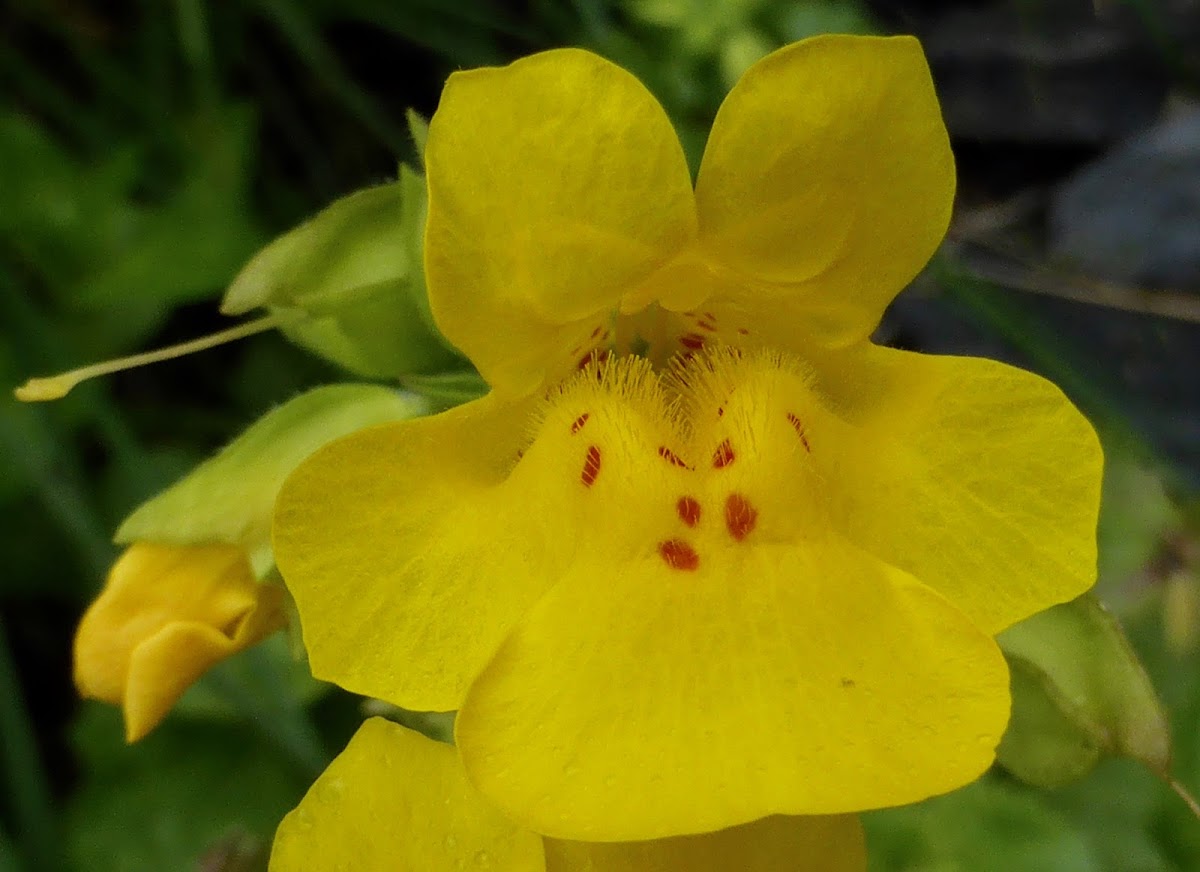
[64,705,306,872]
[75,107,265,311]
[1096,454,1182,591]
[116,384,426,552]
[864,775,1100,872]
[997,593,1171,788]
[221,177,460,378]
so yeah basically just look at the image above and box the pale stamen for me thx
[14,313,284,402]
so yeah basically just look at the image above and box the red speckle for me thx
[737,327,750,336]
[590,325,604,339]
[581,445,602,487]
[716,406,724,418]
[786,413,811,451]
[658,539,700,571]
[680,333,705,350]
[676,496,701,527]
[698,321,716,332]
[725,493,758,541]
[704,311,716,321]
[658,446,690,468]
[712,439,735,468]
[570,413,590,434]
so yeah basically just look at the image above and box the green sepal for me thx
[997,593,1171,788]
[116,384,426,552]
[399,370,489,411]
[221,177,460,379]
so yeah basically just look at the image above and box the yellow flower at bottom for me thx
[270,717,866,872]
[74,542,285,741]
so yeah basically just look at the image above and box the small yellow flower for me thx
[74,542,285,742]
[273,34,1103,840]
[270,717,867,872]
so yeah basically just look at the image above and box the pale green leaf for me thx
[998,593,1171,788]
[116,384,425,550]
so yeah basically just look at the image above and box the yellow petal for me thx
[693,34,954,343]
[425,48,697,395]
[273,393,560,712]
[73,543,285,742]
[270,718,545,872]
[457,535,1009,841]
[806,343,1103,635]
[544,815,866,872]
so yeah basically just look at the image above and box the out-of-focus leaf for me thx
[75,107,265,310]
[771,0,875,42]
[1097,454,1182,588]
[116,385,426,552]
[176,634,328,721]
[864,775,1100,872]
[64,705,306,872]
[405,108,429,160]
[0,113,138,288]
[997,593,1171,788]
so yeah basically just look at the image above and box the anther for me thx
[724,493,758,541]
[581,445,602,487]
[676,497,701,527]
[658,446,690,468]
[658,539,700,571]
[712,439,735,468]
[786,412,811,452]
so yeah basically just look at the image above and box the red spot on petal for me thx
[786,412,811,451]
[680,333,705,350]
[676,496,701,527]
[658,539,699,571]
[704,311,716,320]
[737,327,750,336]
[658,446,690,468]
[712,439,735,468]
[724,493,758,541]
[591,325,604,339]
[716,405,724,418]
[570,413,590,434]
[581,445,601,487]
[698,320,716,332]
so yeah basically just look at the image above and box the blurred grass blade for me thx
[0,618,58,871]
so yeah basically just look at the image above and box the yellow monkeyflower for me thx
[271,717,867,871]
[273,35,1103,840]
[74,543,285,742]
[73,385,421,742]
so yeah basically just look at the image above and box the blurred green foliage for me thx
[1,1,1197,871]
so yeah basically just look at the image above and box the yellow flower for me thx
[74,543,285,742]
[273,34,1103,840]
[270,717,867,872]
[73,385,421,742]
